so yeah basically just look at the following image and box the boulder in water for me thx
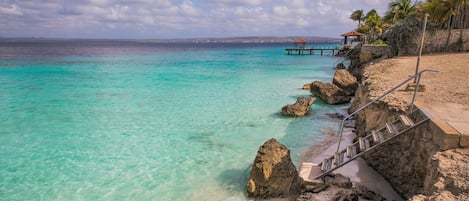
[310,81,351,104]
[333,69,358,96]
[246,138,303,199]
[281,97,316,117]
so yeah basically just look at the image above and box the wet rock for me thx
[281,97,316,117]
[310,81,351,104]
[296,174,387,201]
[333,69,358,96]
[354,184,386,201]
[246,138,303,199]
[325,173,352,189]
[333,190,359,201]
[304,182,329,193]
[326,112,345,120]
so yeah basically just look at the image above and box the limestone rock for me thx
[281,97,316,117]
[246,138,303,199]
[422,149,469,200]
[297,174,386,201]
[333,69,358,96]
[303,83,311,90]
[333,190,359,201]
[310,81,351,104]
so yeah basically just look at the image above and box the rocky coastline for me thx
[245,45,469,200]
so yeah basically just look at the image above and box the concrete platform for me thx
[416,101,469,148]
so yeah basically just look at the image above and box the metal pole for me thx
[414,14,429,83]
[409,73,422,113]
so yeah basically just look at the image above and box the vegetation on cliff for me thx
[350,0,468,53]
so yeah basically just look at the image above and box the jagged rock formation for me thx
[333,69,358,96]
[310,81,351,104]
[281,97,316,117]
[246,138,303,199]
[410,149,469,200]
[347,45,392,81]
[297,173,385,201]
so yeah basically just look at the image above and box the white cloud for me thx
[272,6,290,17]
[0,4,23,15]
[180,0,199,16]
[360,0,382,7]
[215,0,267,6]
[289,0,305,8]
[0,0,390,38]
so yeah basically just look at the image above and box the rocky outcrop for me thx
[281,97,316,117]
[335,47,351,57]
[333,69,358,96]
[348,45,392,81]
[297,173,386,201]
[310,81,351,104]
[246,138,303,199]
[409,149,469,200]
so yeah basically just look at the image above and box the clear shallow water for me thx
[0,41,345,201]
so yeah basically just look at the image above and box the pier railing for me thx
[285,45,341,56]
[335,69,439,153]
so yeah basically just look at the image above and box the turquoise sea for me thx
[0,41,345,201]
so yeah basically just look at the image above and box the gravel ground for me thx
[363,52,469,111]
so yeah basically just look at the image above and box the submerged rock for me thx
[310,81,351,104]
[246,138,303,199]
[281,97,316,117]
[333,69,358,96]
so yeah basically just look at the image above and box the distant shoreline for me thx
[0,36,341,44]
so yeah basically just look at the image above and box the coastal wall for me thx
[399,29,469,55]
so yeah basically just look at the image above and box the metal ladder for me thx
[312,109,429,179]
[308,69,438,180]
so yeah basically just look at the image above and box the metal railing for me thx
[335,69,439,153]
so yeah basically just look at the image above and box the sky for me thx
[0,0,389,39]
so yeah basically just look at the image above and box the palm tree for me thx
[350,9,364,26]
[365,10,385,33]
[385,0,418,24]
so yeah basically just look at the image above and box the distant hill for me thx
[0,36,341,43]
[151,36,341,43]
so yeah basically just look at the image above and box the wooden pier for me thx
[285,47,340,56]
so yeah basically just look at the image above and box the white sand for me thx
[300,121,404,201]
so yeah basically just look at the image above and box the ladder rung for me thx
[359,137,369,151]
[333,152,344,165]
[399,115,415,127]
[346,145,356,158]
[321,158,332,171]
[386,123,397,134]
[372,131,384,143]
